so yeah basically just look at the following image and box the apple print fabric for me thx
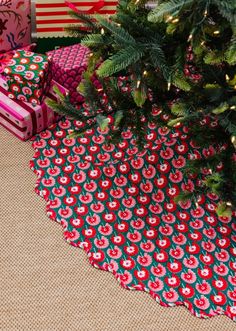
[30,114,236,322]
[2,50,51,105]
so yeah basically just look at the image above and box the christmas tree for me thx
[48,0,236,215]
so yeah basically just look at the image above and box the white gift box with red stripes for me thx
[32,0,118,39]
[0,78,67,141]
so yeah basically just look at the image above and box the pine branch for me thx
[96,46,144,77]
[148,0,193,23]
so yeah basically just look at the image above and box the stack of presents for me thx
[0,0,116,141]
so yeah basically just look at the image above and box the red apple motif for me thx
[117,162,130,174]
[159,224,173,236]
[172,233,187,245]
[165,274,181,288]
[86,214,101,226]
[162,289,179,303]
[49,139,61,148]
[106,200,121,211]
[174,222,189,233]
[145,153,158,164]
[111,187,125,198]
[140,240,155,252]
[114,221,129,233]
[128,171,142,184]
[130,157,144,169]
[114,175,127,187]
[75,205,89,216]
[211,292,227,306]
[153,250,169,263]
[152,190,165,203]
[63,196,77,206]
[82,226,96,238]
[107,246,122,259]
[137,253,152,267]
[179,284,195,298]
[134,206,148,217]
[99,178,112,190]
[130,219,145,229]
[134,268,150,281]
[154,175,168,189]
[87,168,102,179]
[73,171,86,184]
[52,157,66,166]
[186,243,201,255]
[90,202,104,213]
[156,237,171,249]
[111,234,126,246]
[175,141,188,155]
[120,257,135,270]
[125,186,139,196]
[188,231,202,241]
[91,250,105,263]
[212,277,228,291]
[137,195,151,205]
[52,186,66,197]
[166,185,180,198]
[94,236,109,249]
[181,269,196,283]
[142,165,156,179]
[43,147,56,157]
[95,191,109,201]
[146,216,160,227]
[70,217,84,228]
[169,246,184,259]
[118,271,133,285]
[172,155,186,168]
[164,202,177,213]
[58,206,73,218]
[214,263,229,276]
[216,238,231,249]
[127,230,142,242]
[197,266,213,280]
[148,278,164,292]
[123,243,139,256]
[98,224,113,236]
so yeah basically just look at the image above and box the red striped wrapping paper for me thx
[0,79,68,141]
[32,0,118,39]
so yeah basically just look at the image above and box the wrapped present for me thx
[2,49,51,105]
[32,0,118,39]
[0,79,67,141]
[0,0,31,53]
[47,44,89,105]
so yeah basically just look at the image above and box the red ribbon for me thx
[65,0,105,14]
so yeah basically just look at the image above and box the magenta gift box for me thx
[0,79,67,141]
[0,0,31,53]
[47,44,89,105]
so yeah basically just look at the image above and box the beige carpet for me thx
[0,125,236,331]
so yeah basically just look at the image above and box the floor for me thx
[0,125,235,331]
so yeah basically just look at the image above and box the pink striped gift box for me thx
[0,79,67,141]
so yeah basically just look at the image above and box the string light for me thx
[225,74,230,81]
[172,18,179,23]
[200,41,205,46]
[204,9,208,17]
[167,82,171,90]
[230,105,236,110]
[89,52,94,57]
[213,30,220,35]
[226,202,232,207]
[135,0,140,4]
[166,15,173,22]
[208,169,213,174]
[101,28,105,35]
[188,34,193,41]
[143,70,148,76]
[195,202,199,208]
[136,80,141,88]
[231,136,236,144]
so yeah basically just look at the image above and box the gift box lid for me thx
[47,44,89,70]
[3,50,49,85]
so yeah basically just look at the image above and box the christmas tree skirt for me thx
[30,117,236,322]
